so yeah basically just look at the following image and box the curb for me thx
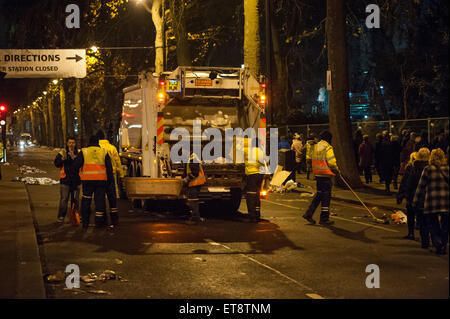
[0,164,46,299]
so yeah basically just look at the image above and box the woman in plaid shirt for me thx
[413,148,449,255]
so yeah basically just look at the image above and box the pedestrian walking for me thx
[302,130,339,226]
[54,137,81,223]
[358,135,374,184]
[183,151,206,225]
[400,132,417,174]
[397,148,430,245]
[291,133,303,174]
[305,133,317,180]
[378,131,395,194]
[374,132,384,183]
[73,135,114,229]
[390,135,402,189]
[413,148,449,255]
[244,137,265,223]
[397,151,418,239]
[97,130,124,227]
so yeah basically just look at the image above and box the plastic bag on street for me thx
[391,210,407,224]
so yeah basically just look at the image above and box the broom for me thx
[338,174,387,224]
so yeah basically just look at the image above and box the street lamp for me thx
[52,79,58,85]
[90,46,98,53]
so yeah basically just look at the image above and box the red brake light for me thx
[0,105,5,111]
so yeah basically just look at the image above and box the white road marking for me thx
[204,238,325,299]
[262,199,398,233]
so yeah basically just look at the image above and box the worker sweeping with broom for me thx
[302,131,339,226]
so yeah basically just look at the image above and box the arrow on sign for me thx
[66,55,83,62]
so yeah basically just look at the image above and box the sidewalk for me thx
[0,162,46,298]
[292,173,404,212]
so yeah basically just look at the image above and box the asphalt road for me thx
[8,146,449,299]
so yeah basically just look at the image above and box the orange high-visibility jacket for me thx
[187,153,206,187]
[311,140,339,177]
[80,146,107,181]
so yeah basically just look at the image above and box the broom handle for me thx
[339,174,377,219]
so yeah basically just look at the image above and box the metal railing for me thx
[277,117,449,144]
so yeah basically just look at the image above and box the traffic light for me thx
[0,105,6,126]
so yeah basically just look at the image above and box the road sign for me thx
[0,49,86,78]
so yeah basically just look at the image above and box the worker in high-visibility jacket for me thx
[305,133,318,180]
[54,137,81,223]
[183,152,206,225]
[97,130,124,227]
[302,130,339,226]
[73,135,114,229]
[244,137,265,222]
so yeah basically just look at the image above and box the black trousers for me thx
[187,186,201,220]
[304,177,332,222]
[106,176,119,225]
[361,166,372,183]
[425,213,449,251]
[246,174,263,219]
[416,209,431,247]
[81,181,107,227]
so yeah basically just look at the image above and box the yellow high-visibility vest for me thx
[311,140,338,177]
[80,146,107,181]
[99,139,124,178]
[0,142,3,159]
[244,145,264,175]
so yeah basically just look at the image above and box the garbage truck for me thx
[118,66,267,213]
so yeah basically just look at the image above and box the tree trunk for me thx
[152,0,164,73]
[168,0,191,67]
[30,109,36,142]
[43,99,49,145]
[48,96,55,147]
[75,78,83,145]
[326,0,362,188]
[271,20,289,119]
[59,82,67,147]
[244,0,260,78]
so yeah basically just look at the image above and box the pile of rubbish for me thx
[12,176,59,185]
[44,268,128,295]
[19,165,47,174]
[269,180,298,194]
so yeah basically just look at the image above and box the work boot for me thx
[302,214,316,225]
[319,220,335,226]
[110,211,119,226]
[95,212,106,227]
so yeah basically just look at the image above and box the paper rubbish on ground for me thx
[391,211,407,224]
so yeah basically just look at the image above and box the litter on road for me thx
[18,165,47,174]
[15,177,59,185]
